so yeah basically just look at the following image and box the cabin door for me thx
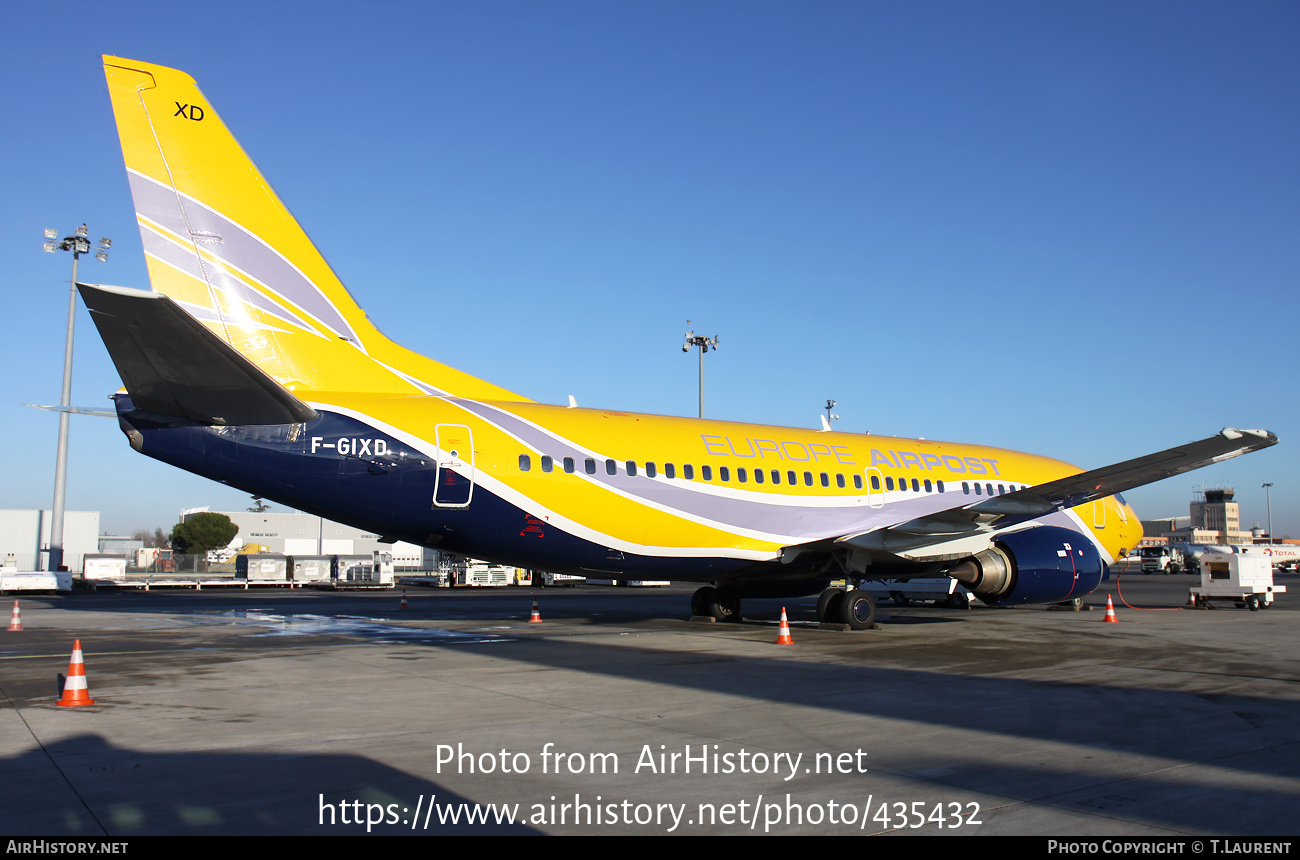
[433,424,475,508]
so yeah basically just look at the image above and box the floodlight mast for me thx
[682,322,719,419]
[42,225,110,572]
[1262,482,1274,546]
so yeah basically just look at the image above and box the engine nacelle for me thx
[947,526,1103,606]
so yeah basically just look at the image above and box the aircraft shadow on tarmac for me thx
[341,627,1298,835]
[0,733,539,836]
[9,590,1299,834]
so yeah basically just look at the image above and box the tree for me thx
[170,513,239,570]
[132,528,176,548]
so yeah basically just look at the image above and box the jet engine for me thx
[945,526,1103,606]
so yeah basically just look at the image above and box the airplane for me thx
[79,56,1277,628]
[1178,543,1300,571]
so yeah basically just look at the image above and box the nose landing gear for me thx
[690,585,741,622]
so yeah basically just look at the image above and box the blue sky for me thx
[2,1,1297,539]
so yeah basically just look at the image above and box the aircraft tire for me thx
[841,592,876,630]
[1247,595,1261,611]
[708,589,741,623]
[691,586,715,618]
[948,591,969,609]
[817,588,839,622]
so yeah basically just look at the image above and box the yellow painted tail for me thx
[102,56,528,402]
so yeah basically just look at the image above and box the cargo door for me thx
[433,424,475,508]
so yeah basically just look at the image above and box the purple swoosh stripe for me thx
[451,399,968,542]
[139,226,318,332]
[128,172,360,344]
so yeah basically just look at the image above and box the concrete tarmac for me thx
[1,573,1297,835]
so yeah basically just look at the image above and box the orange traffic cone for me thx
[1103,595,1119,623]
[528,596,543,623]
[56,639,95,707]
[7,601,21,632]
[399,590,409,610]
[775,607,794,645]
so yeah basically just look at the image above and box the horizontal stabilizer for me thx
[27,404,117,418]
[78,282,318,426]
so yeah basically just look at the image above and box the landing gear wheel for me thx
[691,586,714,618]
[1247,595,1261,611]
[1065,596,1085,612]
[707,589,741,623]
[840,592,876,630]
[816,588,839,622]
[947,591,970,609]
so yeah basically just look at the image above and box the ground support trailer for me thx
[1190,555,1286,611]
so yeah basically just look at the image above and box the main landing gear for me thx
[690,585,878,630]
[817,588,876,630]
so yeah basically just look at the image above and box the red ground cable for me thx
[1113,558,1182,610]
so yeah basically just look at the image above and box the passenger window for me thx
[974,483,982,495]
[771,470,781,485]
[836,474,846,489]
[665,463,676,479]
[518,454,531,471]
[563,457,575,474]
[737,468,747,483]
[585,458,596,475]
[753,468,763,484]
[646,462,657,478]
[702,465,712,480]
[924,479,932,493]
[986,483,994,496]
[803,471,813,487]
[870,475,879,491]
[683,464,695,480]
[911,478,920,492]
[541,456,553,473]
[937,480,945,493]
[787,470,797,485]
[720,467,731,482]
[997,484,1005,495]
[626,461,637,477]
[854,474,863,490]
[886,476,895,491]
[962,482,970,494]
[606,459,617,475]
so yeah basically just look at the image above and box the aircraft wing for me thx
[793,429,1278,563]
[78,282,318,426]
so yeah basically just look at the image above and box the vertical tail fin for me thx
[101,56,528,402]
